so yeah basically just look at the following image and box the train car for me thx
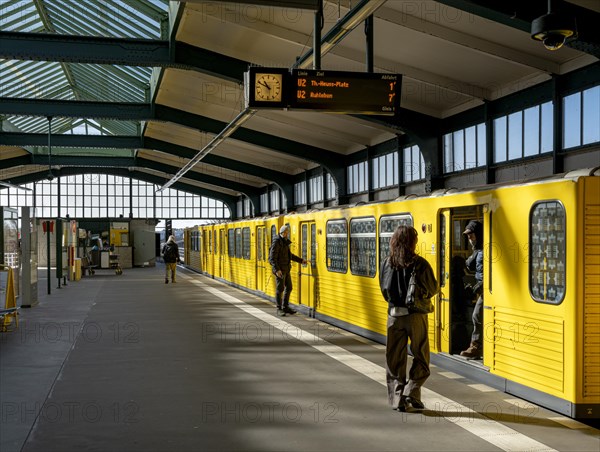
[184,226,202,271]
[186,170,599,419]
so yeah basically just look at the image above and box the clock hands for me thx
[254,73,282,102]
[258,80,272,90]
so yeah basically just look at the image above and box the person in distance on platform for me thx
[162,235,182,284]
[460,220,484,359]
[268,224,306,317]
[379,225,438,412]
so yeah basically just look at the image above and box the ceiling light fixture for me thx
[531,0,577,51]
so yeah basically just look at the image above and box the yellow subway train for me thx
[184,169,599,419]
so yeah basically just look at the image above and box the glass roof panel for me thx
[0,1,44,32]
[1,0,168,158]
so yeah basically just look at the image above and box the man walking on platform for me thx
[162,235,181,284]
[269,225,306,316]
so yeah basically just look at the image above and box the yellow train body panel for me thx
[185,172,600,419]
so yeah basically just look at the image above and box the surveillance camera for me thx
[542,32,567,51]
[531,12,577,51]
[46,171,54,181]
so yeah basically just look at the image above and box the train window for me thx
[208,230,212,253]
[235,228,243,258]
[301,223,308,263]
[228,229,235,258]
[311,223,316,268]
[257,228,263,261]
[379,214,413,264]
[439,215,446,287]
[530,201,566,304]
[350,217,376,277]
[326,219,348,273]
[242,227,251,260]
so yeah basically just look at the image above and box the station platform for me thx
[1,265,598,452]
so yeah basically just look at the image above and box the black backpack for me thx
[380,257,402,305]
[163,243,178,261]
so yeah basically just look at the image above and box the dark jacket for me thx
[466,249,483,282]
[162,241,180,264]
[380,255,438,307]
[269,234,302,274]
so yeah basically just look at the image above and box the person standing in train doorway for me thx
[162,235,182,284]
[460,220,484,359]
[269,225,306,317]
[380,225,438,412]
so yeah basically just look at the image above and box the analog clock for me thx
[254,73,283,102]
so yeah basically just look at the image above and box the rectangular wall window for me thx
[270,189,280,211]
[494,102,554,163]
[443,122,487,173]
[347,161,368,194]
[372,151,398,188]
[295,181,306,206]
[564,85,600,149]
[260,193,268,214]
[404,145,424,182]
[309,175,323,203]
[325,173,336,200]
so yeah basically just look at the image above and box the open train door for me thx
[256,225,268,294]
[440,206,485,358]
[437,209,451,354]
[299,221,316,315]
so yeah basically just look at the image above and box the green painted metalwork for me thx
[0,0,168,148]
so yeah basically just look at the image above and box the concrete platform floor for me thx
[1,265,598,452]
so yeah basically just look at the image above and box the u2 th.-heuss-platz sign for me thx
[245,67,401,115]
[289,69,401,115]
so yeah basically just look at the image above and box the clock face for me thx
[255,73,283,102]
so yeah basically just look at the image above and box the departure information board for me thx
[289,69,401,115]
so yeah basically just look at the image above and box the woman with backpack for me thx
[162,235,182,284]
[379,225,438,412]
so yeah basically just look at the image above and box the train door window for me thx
[350,217,376,277]
[311,223,316,268]
[228,229,235,258]
[439,215,446,287]
[235,228,242,258]
[242,227,251,260]
[530,201,566,304]
[326,219,348,273]
[257,228,263,261]
[214,232,217,255]
[208,231,212,253]
[301,223,308,262]
[379,214,413,264]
